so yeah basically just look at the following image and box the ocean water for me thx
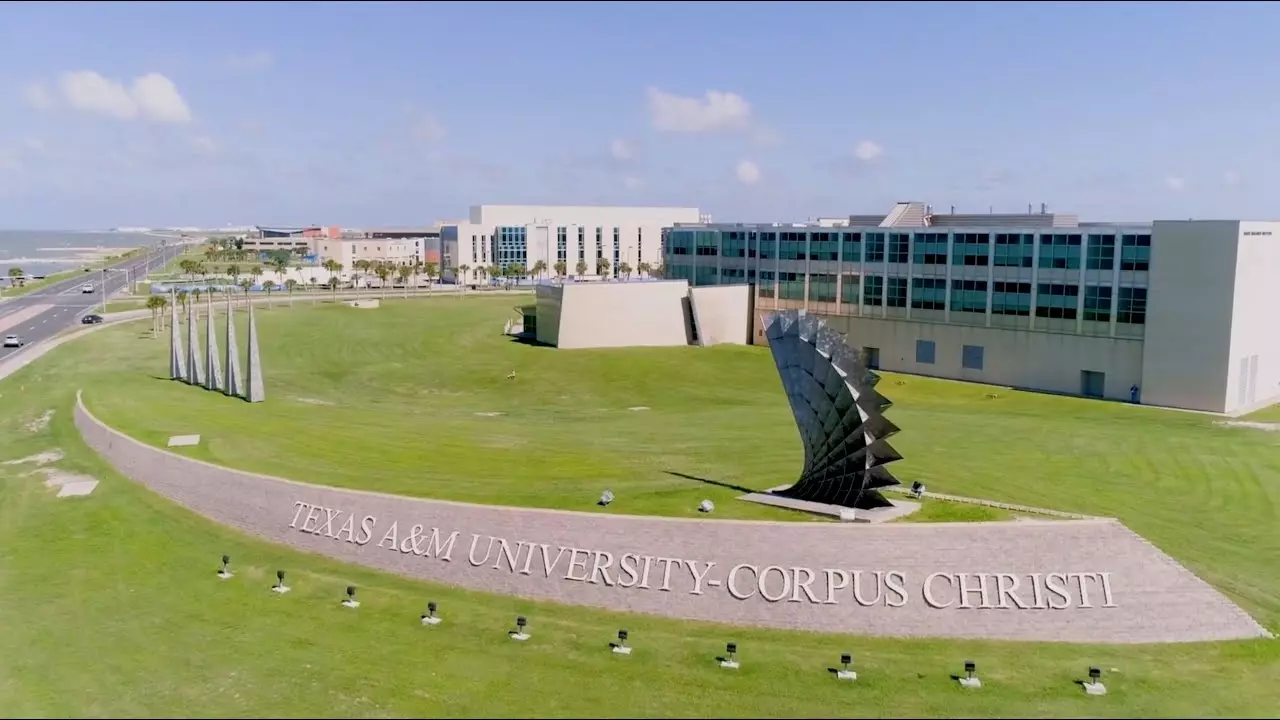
[0,230,162,277]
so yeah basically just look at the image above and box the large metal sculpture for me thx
[764,309,902,510]
[168,290,186,380]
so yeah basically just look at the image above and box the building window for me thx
[915,339,936,364]
[779,231,807,260]
[746,231,758,258]
[758,270,776,298]
[695,231,719,257]
[910,277,946,310]
[1086,234,1116,270]
[1083,285,1112,322]
[993,233,1034,268]
[759,232,777,260]
[1117,287,1147,324]
[863,275,884,306]
[912,232,948,265]
[595,227,603,262]
[1035,283,1079,320]
[952,233,990,266]
[613,227,621,275]
[722,230,746,258]
[864,232,886,262]
[1037,234,1083,270]
[1120,234,1151,271]
[887,277,908,307]
[950,279,988,313]
[669,230,692,256]
[578,227,586,262]
[556,227,567,263]
[961,345,984,371]
[840,232,862,263]
[809,273,837,302]
[887,233,910,263]
[809,232,838,261]
[637,228,643,262]
[840,274,860,304]
[779,271,805,300]
[992,281,1032,316]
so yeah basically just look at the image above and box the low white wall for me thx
[689,284,751,346]
[550,281,692,349]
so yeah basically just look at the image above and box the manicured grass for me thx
[0,297,1275,716]
[897,497,1013,523]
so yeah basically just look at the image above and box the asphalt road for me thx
[0,243,186,361]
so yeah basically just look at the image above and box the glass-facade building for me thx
[664,222,1152,340]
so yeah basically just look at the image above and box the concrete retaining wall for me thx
[74,393,1268,643]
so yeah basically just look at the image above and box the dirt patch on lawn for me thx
[1215,420,1280,432]
[3,449,64,465]
[23,409,54,433]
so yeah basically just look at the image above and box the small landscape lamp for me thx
[720,641,739,669]
[911,481,926,498]
[342,585,360,608]
[836,652,856,681]
[422,601,441,625]
[699,499,715,513]
[1089,666,1101,683]
[272,569,290,594]
[613,628,632,655]
[599,489,615,507]
[959,660,981,688]
[217,554,232,579]
[1084,666,1106,695]
[965,661,976,679]
[511,615,530,641]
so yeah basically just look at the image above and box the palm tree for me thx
[637,261,652,278]
[308,276,319,304]
[263,280,276,308]
[227,264,241,286]
[488,264,501,290]
[7,266,25,288]
[649,262,665,279]
[353,258,371,298]
[553,261,566,284]
[329,263,342,302]
[250,265,264,292]
[269,257,289,285]
[596,257,610,280]
[145,294,167,338]
[458,264,470,292]
[619,261,633,281]
[574,260,588,281]
[508,263,526,289]
[238,278,253,305]
[423,261,439,290]
[396,264,412,299]
[530,259,547,282]
[192,287,203,308]
[176,289,189,311]
[294,264,306,289]
[284,278,297,307]
[375,262,392,299]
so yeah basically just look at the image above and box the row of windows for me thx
[753,272,1148,325]
[668,230,1151,270]
[916,340,986,371]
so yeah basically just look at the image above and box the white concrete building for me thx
[314,238,425,270]
[441,204,703,283]
[664,202,1280,414]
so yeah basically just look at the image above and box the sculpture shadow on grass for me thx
[663,470,756,495]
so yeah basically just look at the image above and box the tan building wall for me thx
[689,284,752,346]
[753,311,1144,401]
[538,281,693,349]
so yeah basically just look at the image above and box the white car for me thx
[3,334,24,348]
[80,283,95,293]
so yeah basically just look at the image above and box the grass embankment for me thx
[0,296,1274,716]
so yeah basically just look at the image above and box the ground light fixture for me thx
[217,554,233,580]
[698,499,715,513]
[836,653,856,681]
[599,489,615,507]
[720,642,739,670]
[342,585,360,608]
[272,569,290,594]
[421,601,441,626]
[510,615,530,641]
[612,629,632,655]
[959,660,981,688]
[911,481,927,498]
[1084,666,1106,696]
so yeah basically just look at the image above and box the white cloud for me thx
[622,175,644,190]
[735,159,762,185]
[646,87,752,133]
[610,139,633,161]
[1164,175,1187,192]
[224,51,274,71]
[853,140,885,163]
[22,82,54,110]
[50,70,192,123]
[1223,170,1241,187]
[411,114,447,149]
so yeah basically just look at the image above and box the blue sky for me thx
[1,1,1278,229]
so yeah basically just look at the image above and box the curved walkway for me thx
[74,391,1268,644]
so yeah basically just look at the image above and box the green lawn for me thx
[0,296,1277,717]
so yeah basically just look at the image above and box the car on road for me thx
[81,314,104,325]
[81,283,95,293]
[3,334,25,348]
